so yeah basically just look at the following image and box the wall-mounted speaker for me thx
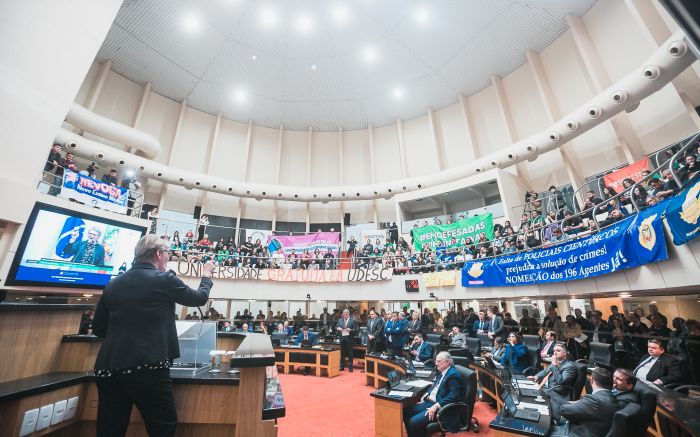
[193,205,202,220]
[343,213,351,226]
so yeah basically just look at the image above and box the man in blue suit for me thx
[409,334,433,362]
[403,351,466,437]
[385,311,407,356]
[336,309,357,372]
[295,326,316,345]
[472,310,490,336]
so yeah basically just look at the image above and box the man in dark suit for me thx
[403,351,466,437]
[553,368,619,437]
[462,308,479,334]
[385,311,407,356]
[529,342,577,420]
[589,313,611,344]
[336,309,357,372]
[409,334,433,362]
[407,312,423,337]
[633,338,683,385]
[92,235,214,437]
[366,309,385,354]
[612,368,639,407]
[295,326,316,345]
[319,307,331,336]
[472,310,490,336]
[62,226,106,266]
[487,307,504,340]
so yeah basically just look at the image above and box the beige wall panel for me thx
[468,86,510,154]
[73,61,102,107]
[279,129,308,186]
[212,118,249,181]
[372,124,402,183]
[403,115,438,177]
[310,131,339,186]
[248,126,280,184]
[436,103,471,169]
[92,70,142,126]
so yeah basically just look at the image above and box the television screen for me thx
[6,203,146,288]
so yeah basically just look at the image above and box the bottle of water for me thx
[477,382,483,400]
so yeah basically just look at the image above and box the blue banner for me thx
[665,177,700,245]
[59,169,128,213]
[462,201,669,287]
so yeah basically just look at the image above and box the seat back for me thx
[633,381,658,433]
[452,356,471,368]
[426,342,440,360]
[477,332,491,346]
[465,337,481,357]
[522,334,541,349]
[572,362,588,401]
[426,333,443,344]
[448,348,475,362]
[454,365,477,427]
[605,402,641,437]
[589,342,613,366]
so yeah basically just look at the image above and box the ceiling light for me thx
[310,64,317,70]
[232,88,247,103]
[182,12,202,34]
[414,7,430,24]
[126,170,135,177]
[331,4,349,24]
[259,5,279,29]
[295,13,314,34]
[82,293,94,297]
[619,293,632,298]
[362,46,378,63]
[251,54,257,60]
[392,87,404,99]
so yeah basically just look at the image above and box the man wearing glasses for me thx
[63,226,106,266]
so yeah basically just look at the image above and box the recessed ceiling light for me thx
[310,64,317,70]
[414,7,430,24]
[392,87,404,98]
[362,46,378,63]
[295,13,314,34]
[331,4,349,24]
[259,5,279,29]
[232,88,247,102]
[251,54,257,60]
[182,12,202,34]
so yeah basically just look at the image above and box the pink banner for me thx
[267,232,340,256]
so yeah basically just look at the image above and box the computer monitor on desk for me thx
[271,332,289,346]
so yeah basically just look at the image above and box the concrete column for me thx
[85,59,112,111]
[129,81,151,152]
[271,124,284,231]
[567,14,645,164]
[458,93,479,161]
[396,118,408,178]
[198,113,222,211]
[338,127,346,234]
[426,108,445,171]
[0,0,122,222]
[235,121,254,243]
[491,74,531,182]
[305,127,312,233]
[680,93,700,130]
[368,124,378,226]
[158,99,188,211]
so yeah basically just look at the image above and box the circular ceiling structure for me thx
[96,0,597,131]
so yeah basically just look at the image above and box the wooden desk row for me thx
[273,346,341,378]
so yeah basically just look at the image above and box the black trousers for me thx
[96,368,176,437]
[340,339,354,370]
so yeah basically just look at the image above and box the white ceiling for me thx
[95,0,597,131]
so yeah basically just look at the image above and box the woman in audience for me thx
[632,185,649,207]
[485,338,506,362]
[619,178,635,205]
[600,186,619,212]
[564,315,586,360]
[610,317,630,368]
[501,333,529,374]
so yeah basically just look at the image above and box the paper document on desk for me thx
[412,361,425,368]
[517,380,538,388]
[517,402,549,415]
[388,390,414,397]
[405,380,433,388]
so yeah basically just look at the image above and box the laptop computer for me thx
[387,370,414,391]
[502,391,541,422]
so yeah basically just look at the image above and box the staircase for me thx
[337,251,352,270]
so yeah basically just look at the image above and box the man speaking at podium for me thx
[92,234,215,437]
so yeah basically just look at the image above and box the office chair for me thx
[522,334,541,349]
[452,356,471,368]
[571,362,588,401]
[476,333,491,347]
[672,385,700,398]
[426,365,479,435]
[465,337,481,357]
[604,402,641,437]
[448,348,475,362]
[633,381,658,434]
[576,342,613,370]
[426,333,443,344]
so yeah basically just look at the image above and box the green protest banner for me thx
[411,214,494,251]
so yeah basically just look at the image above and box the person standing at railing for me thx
[148,207,159,235]
[548,185,565,211]
[45,143,63,195]
[197,214,209,241]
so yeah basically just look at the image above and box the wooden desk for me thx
[469,361,506,411]
[273,346,340,378]
[364,355,407,389]
[370,386,431,437]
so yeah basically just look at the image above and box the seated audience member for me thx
[633,339,683,386]
[447,326,467,348]
[539,330,557,361]
[295,326,316,344]
[500,333,529,374]
[600,208,624,227]
[528,342,577,420]
[519,309,540,335]
[502,312,519,335]
[240,323,251,333]
[402,352,466,437]
[484,338,506,362]
[679,154,699,183]
[648,315,671,338]
[409,334,433,363]
[582,190,603,220]
[612,368,639,407]
[101,168,118,186]
[562,211,586,235]
[552,368,619,437]
[589,313,611,344]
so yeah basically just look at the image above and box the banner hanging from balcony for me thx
[603,157,650,192]
[59,169,128,214]
[461,201,669,287]
[266,231,340,256]
[168,262,392,283]
[412,214,494,251]
[665,177,700,245]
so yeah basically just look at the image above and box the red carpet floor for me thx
[276,363,497,437]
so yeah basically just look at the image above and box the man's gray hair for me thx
[134,234,169,263]
[436,351,453,364]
